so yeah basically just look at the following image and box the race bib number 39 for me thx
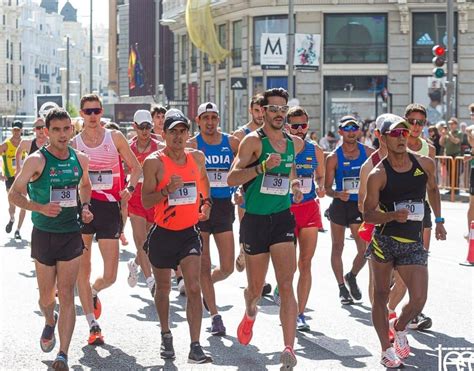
[168,182,198,206]
[394,200,424,221]
[89,170,113,190]
[343,177,360,194]
[207,168,228,188]
[50,185,78,207]
[260,173,290,196]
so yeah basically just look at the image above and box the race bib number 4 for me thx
[89,170,113,190]
[168,182,198,206]
[207,168,228,188]
[260,173,290,196]
[343,177,360,194]
[394,200,424,221]
[50,185,78,207]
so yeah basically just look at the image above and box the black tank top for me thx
[376,153,427,242]
[29,138,39,155]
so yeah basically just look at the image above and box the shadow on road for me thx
[18,269,36,278]
[75,343,146,370]
[119,248,135,262]
[3,237,29,249]
[340,303,373,327]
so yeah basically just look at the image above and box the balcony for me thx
[39,73,50,82]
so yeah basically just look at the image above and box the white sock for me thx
[91,286,98,297]
[211,313,218,320]
[85,313,98,328]
[146,276,155,289]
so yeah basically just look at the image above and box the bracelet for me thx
[261,160,267,173]
[435,217,445,223]
[81,202,91,208]
[255,164,262,175]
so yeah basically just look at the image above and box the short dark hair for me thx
[262,88,289,107]
[249,94,264,109]
[80,94,102,110]
[45,108,71,129]
[151,105,167,117]
[104,122,120,131]
[469,103,474,114]
[287,106,308,122]
[405,103,427,118]
[448,117,458,125]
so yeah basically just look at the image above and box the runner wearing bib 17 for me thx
[228,88,305,370]
[188,101,240,336]
[8,108,94,371]
[325,115,374,305]
[72,94,142,346]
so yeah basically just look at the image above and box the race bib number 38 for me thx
[343,177,360,194]
[50,185,78,207]
[260,173,290,196]
[394,200,424,221]
[168,182,198,206]
[207,168,228,188]
[89,170,113,190]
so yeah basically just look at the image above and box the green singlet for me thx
[28,146,83,233]
[244,128,295,215]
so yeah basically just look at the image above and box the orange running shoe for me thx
[93,295,102,319]
[237,312,256,345]
[88,324,104,345]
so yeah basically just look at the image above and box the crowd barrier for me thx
[435,155,471,202]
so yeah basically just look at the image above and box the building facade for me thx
[163,0,474,134]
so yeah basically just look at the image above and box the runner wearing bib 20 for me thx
[142,111,213,364]
[8,108,94,371]
[325,115,374,305]
[188,101,240,336]
[228,88,305,370]
[72,94,141,346]
[363,114,446,368]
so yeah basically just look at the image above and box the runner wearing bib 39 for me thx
[188,102,240,336]
[8,108,94,371]
[325,115,374,305]
[228,88,304,370]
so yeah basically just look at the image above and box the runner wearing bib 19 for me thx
[8,108,94,371]
[228,88,305,370]
[188,101,240,336]
[72,94,141,346]
[325,115,374,305]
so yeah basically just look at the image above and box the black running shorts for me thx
[367,234,428,266]
[80,198,122,240]
[328,199,363,227]
[470,168,474,195]
[198,197,235,234]
[5,176,14,190]
[146,224,202,270]
[239,209,296,255]
[31,227,84,266]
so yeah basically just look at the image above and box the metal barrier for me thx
[435,155,471,202]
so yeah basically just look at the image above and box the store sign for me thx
[294,34,320,70]
[260,33,287,70]
[36,94,63,117]
[231,78,247,90]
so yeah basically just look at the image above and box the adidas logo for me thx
[416,33,434,46]
[232,80,244,89]
[413,168,424,176]
[189,248,199,254]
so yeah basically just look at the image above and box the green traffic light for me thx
[433,67,445,78]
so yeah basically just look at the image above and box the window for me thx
[203,53,211,72]
[16,19,18,29]
[2,15,5,25]
[191,44,197,73]
[10,42,13,60]
[6,63,9,83]
[19,42,21,60]
[11,64,13,84]
[19,65,21,84]
[6,40,9,58]
[181,35,187,75]
[7,90,10,101]
[412,12,458,63]
[232,20,242,68]
[218,24,227,69]
[253,15,288,65]
[324,14,387,63]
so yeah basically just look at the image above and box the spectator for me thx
[310,131,318,142]
[319,131,338,151]
[428,125,442,156]
[460,122,471,154]
[440,117,463,157]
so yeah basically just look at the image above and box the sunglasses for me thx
[407,118,427,127]
[137,123,153,130]
[289,123,308,130]
[341,125,360,132]
[35,125,45,130]
[264,105,290,114]
[82,108,103,116]
[385,128,409,138]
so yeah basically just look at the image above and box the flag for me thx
[134,46,145,89]
[128,46,137,90]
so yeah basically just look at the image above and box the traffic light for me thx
[432,45,446,78]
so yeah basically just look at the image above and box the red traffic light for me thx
[432,45,446,57]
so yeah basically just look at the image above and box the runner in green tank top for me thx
[8,108,93,370]
[228,88,304,369]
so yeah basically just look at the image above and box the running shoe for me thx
[339,284,354,305]
[380,347,403,368]
[188,342,212,364]
[296,313,310,332]
[388,311,397,343]
[40,312,58,353]
[177,277,186,296]
[93,295,102,319]
[273,286,281,306]
[280,345,297,370]
[52,351,68,371]
[408,312,432,330]
[344,272,362,301]
[88,324,104,345]
[127,260,139,288]
[211,314,226,336]
[262,282,272,296]
[160,332,175,359]
[235,245,246,272]
[390,318,410,359]
[5,220,13,234]
[14,230,21,240]
[150,283,156,298]
[237,312,256,345]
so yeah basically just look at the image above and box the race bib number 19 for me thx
[168,182,198,206]
[89,170,113,190]
[50,185,78,207]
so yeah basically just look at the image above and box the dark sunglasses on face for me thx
[264,105,290,114]
[35,125,45,130]
[341,125,359,132]
[138,123,153,130]
[82,108,103,116]
[289,123,308,130]
[385,128,409,138]
[407,118,427,127]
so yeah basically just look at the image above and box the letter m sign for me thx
[260,33,287,70]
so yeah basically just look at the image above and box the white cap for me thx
[197,102,219,117]
[133,110,153,125]
[375,114,393,131]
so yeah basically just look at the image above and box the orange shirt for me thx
[154,150,201,230]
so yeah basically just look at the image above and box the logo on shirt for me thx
[73,166,79,177]
[205,154,231,165]
[49,167,57,177]
[413,168,424,177]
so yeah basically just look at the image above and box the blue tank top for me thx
[334,143,367,202]
[292,140,318,204]
[196,133,234,198]
[244,127,251,135]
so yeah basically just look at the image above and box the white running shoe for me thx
[380,347,403,368]
[177,277,186,296]
[127,260,139,288]
[390,318,410,359]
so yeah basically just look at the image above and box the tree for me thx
[66,102,79,118]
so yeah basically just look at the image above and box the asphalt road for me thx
[0,196,473,370]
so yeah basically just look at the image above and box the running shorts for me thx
[5,176,14,190]
[81,198,122,240]
[198,197,235,234]
[128,188,154,223]
[470,168,474,195]
[328,198,363,227]
[366,233,428,266]
[290,199,323,238]
[31,227,84,266]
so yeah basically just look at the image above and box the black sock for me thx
[190,341,200,348]
[339,283,346,290]
[161,330,171,336]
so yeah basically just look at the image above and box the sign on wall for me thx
[294,34,320,70]
[260,33,287,70]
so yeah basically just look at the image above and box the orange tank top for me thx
[154,150,201,230]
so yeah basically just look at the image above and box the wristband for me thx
[261,160,267,173]
[435,217,445,224]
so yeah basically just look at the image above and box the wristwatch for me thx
[435,217,445,224]
[126,185,135,193]
[81,202,91,208]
